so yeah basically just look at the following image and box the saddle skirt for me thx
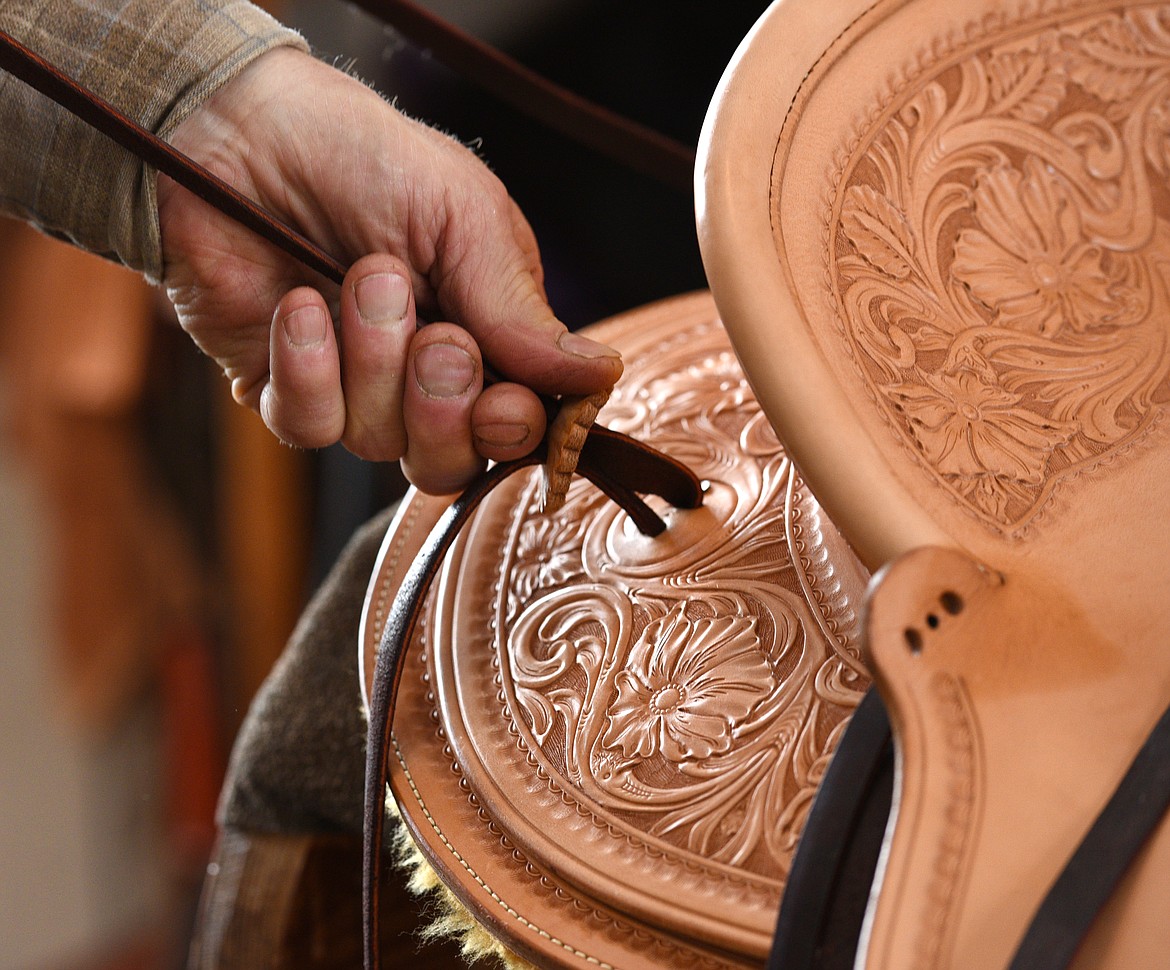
[360,292,871,968]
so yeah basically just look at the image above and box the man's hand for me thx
[157,46,621,495]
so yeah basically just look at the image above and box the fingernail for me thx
[283,305,327,347]
[414,343,476,398]
[558,330,622,360]
[475,422,531,449]
[355,273,410,325]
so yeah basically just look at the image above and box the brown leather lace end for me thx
[541,388,613,512]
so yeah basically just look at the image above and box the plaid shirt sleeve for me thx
[0,0,308,281]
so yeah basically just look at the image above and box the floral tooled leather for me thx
[829,6,1170,532]
[371,293,869,968]
[600,601,777,764]
[699,1,1170,967]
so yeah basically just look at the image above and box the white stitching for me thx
[391,735,620,969]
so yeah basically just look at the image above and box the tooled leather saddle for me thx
[7,1,1170,967]
[358,2,1170,967]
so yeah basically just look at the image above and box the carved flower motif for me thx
[601,601,775,763]
[952,159,1121,334]
[888,368,1078,485]
[510,515,587,610]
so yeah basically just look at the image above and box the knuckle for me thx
[343,416,407,462]
[402,459,482,497]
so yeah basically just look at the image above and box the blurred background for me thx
[0,2,765,967]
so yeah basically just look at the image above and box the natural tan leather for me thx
[861,547,1170,969]
[539,388,612,512]
[360,291,871,968]
[698,0,1170,965]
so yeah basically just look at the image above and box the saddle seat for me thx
[361,292,871,968]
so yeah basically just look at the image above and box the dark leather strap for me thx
[362,436,703,970]
[349,0,696,192]
[767,687,893,970]
[0,28,348,285]
[769,687,1170,970]
[1009,699,1170,970]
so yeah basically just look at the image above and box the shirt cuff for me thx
[0,0,309,281]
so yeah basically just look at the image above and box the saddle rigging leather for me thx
[767,689,894,970]
[1008,702,1170,970]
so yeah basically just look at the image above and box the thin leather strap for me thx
[362,436,703,970]
[0,29,696,500]
[0,28,348,285]
[767,687,893,970]
[350,0,696,193]
[580,425,705,527]
[1009,699,1170,970]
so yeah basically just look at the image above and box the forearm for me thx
[0,0,306,280]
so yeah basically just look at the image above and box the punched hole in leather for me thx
[767,591,1170,970]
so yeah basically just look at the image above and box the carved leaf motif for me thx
[986,49,1067,123]
[987,46,1029,94]
[839,185,915,280]
[1064,17,1155,103]
[516,684,558,745]
[828,9,1170,531]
